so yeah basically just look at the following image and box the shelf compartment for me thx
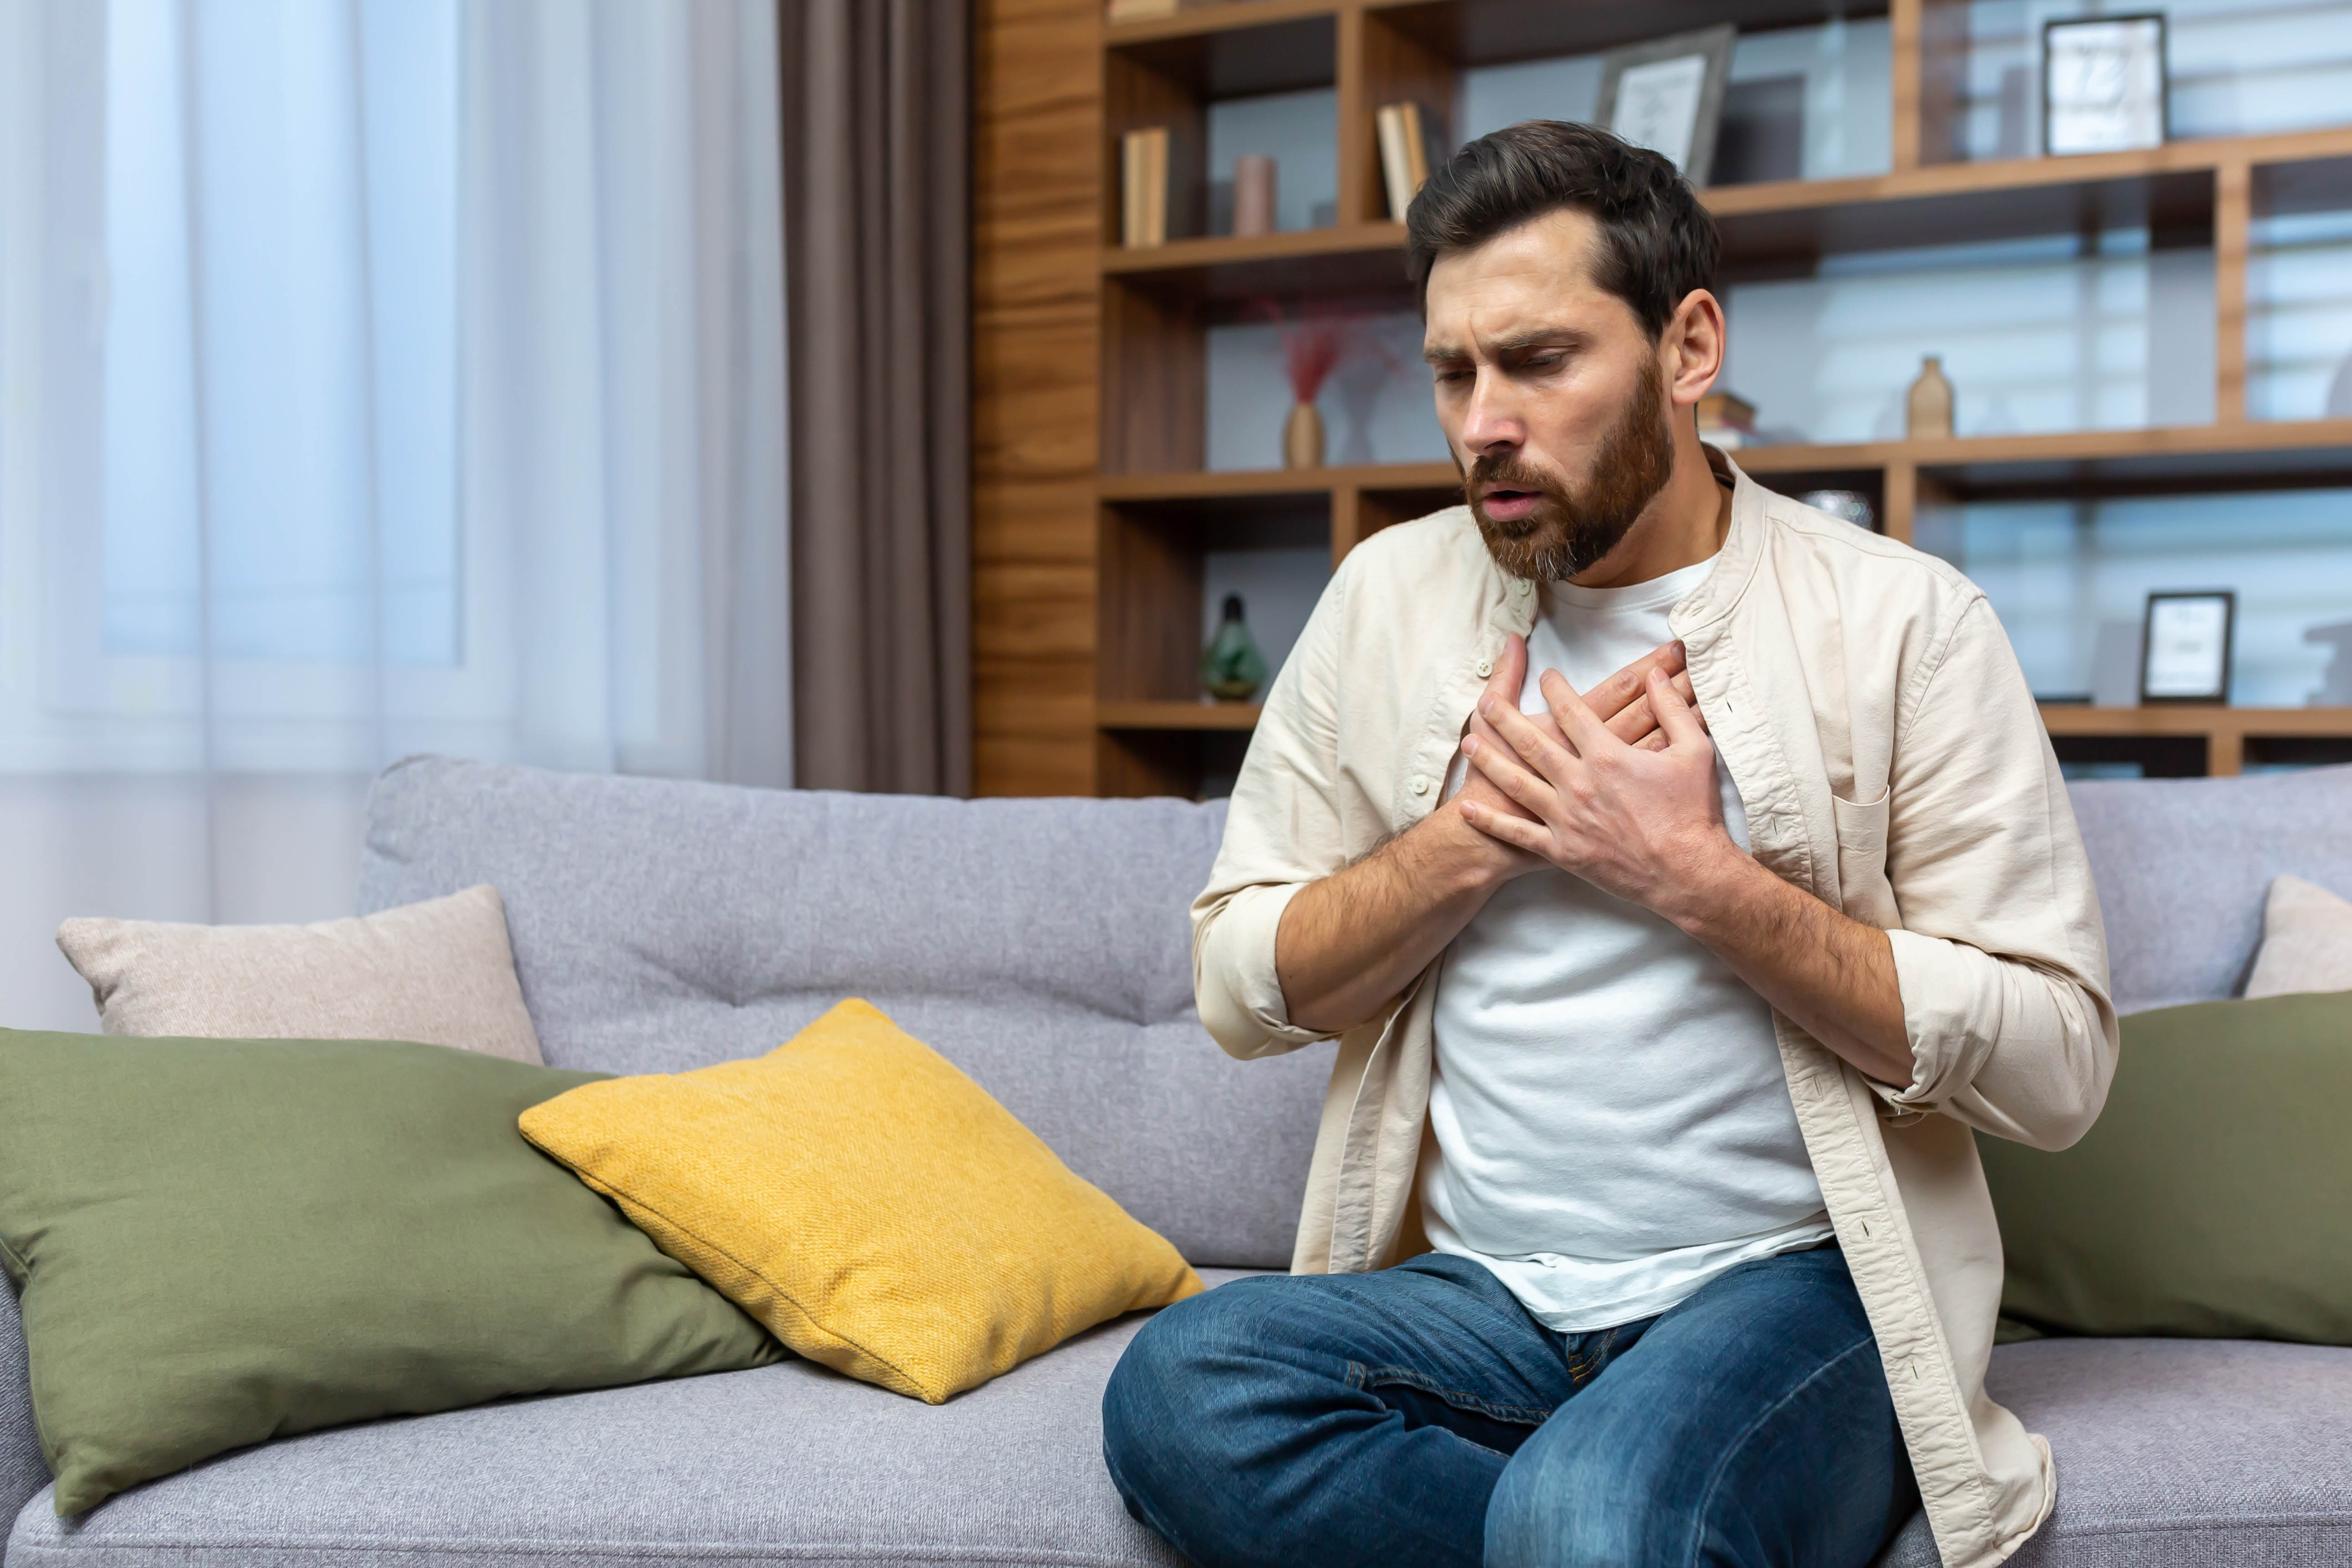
[1370,0,1893,66]
[1101,699,2352,784]
[2041,706,2352,777]
[1100,126,2352,290]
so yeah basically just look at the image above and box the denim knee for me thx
[1099,1288,1231,1520]
[1484,1432,1686,1568]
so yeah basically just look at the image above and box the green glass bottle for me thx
[1199,593,1269,702]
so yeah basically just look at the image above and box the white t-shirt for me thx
[1423,553,1834,1332]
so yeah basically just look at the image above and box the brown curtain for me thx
[779,0,972,794]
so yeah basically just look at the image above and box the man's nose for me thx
[1459,369,1523,453]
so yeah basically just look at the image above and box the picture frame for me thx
[2140,590,2235,705]
[1595,25,1736,187]
[2044,14,2168,157]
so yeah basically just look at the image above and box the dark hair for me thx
[1404,121,1720,338]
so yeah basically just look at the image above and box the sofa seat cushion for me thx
[4,1273,1263,1568]
[1876,1338,2352,1567]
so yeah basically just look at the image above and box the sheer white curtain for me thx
[0,0,791,1030]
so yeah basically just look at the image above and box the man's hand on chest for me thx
[1457,636,1740,918]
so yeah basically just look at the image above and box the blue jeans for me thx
[1101,1245,1915,1568]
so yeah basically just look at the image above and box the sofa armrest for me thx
[0,1276,49,1532]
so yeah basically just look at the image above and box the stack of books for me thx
[1696,391,1760,450]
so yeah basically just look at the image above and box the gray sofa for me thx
[3,755,2349,1566]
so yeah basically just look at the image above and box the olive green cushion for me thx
[0,1030,780,1517]
[1981,991,2352,1343]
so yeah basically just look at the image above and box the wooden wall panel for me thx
[973,0,1103,795]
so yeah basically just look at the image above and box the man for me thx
[1100,122,2117,1568]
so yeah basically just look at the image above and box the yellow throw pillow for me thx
[518,999,1202,1403]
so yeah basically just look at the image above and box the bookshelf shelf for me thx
[1102,420,2352,518]
[1091,698,2352,779]
[1099,699,1267,731]
[1102,125,2352,287]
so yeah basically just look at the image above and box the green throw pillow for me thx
[0,1030,780,1516]
[1980,990,2352,1343]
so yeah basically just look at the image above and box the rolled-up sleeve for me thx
[1192,560,1356,1061]
[1877,596,2119,1151]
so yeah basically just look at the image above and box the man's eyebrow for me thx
[1487,328,1583,355]
[1421,328,1587,365]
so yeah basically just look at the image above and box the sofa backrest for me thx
[2068,764,2352,1014]
[358,757,1326,1272]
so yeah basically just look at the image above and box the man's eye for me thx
[1434,368,1471,385]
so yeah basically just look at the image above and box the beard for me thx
[1464,356,1676,582]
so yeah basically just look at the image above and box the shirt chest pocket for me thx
[1831,789,1900,930]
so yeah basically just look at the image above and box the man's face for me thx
[1423,208,1676,582]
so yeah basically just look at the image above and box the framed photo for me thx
[1595,25,1736,187]
[2044,14,2167,157]
[2140,591,2235,704]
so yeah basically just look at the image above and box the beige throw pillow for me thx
[2244,874,2352,1000]
[56,886,543,1064]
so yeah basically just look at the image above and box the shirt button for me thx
[1410,774,1430,796]
[1476,658,1494,678]
[1514,580,1532,596]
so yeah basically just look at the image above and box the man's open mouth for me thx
[1479,486,1544,528]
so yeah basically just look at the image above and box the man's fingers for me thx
[1605,670,1706,745]
[1472,696,1578,797]
[1483,633,1529,709]
[1648,667,1709,749]
[1535,668,1618,757]
[1583,640,1685,724]
[1459,796,1547,854]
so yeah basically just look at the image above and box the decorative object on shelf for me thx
[2044,14,2167,157]
[1906,355,1954,439]
[1375,102,1435,222]
[1798,489,1877,532]
[1120,127,1169,247]
[2141,590,2235,704]
[2308,620,2352,706]
[1596,25,1735,186]
[1106,0,1179,19]
[1232,154,1276,237]
[1285,402,1325,469]
[1259,300,1363,470]
[1696,389,1758,449]
[1199,594,1269,703]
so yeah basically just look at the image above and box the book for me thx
[1695,390,1756,433]
[1121,127,1169,247]
[1107,0,1179,19]
[1375,102,1431,222]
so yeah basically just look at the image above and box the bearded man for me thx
[1099,122,2118,1568]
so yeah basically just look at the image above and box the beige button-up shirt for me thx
[1191,456,2118,1568]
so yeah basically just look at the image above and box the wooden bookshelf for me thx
[968,0,2352,798]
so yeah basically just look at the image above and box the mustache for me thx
[1465,452,1565,496]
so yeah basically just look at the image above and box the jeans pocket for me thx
[1348,1362,1553,1431]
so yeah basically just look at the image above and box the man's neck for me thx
[1565,431,1732,591]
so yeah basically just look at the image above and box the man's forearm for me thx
[1275,803,1508,1035]
[1664,851,1913,1088]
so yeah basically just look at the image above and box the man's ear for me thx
[1663,289,1727,410]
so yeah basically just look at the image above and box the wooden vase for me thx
[1906,355,1954,439]
[1283,401,1324,469]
